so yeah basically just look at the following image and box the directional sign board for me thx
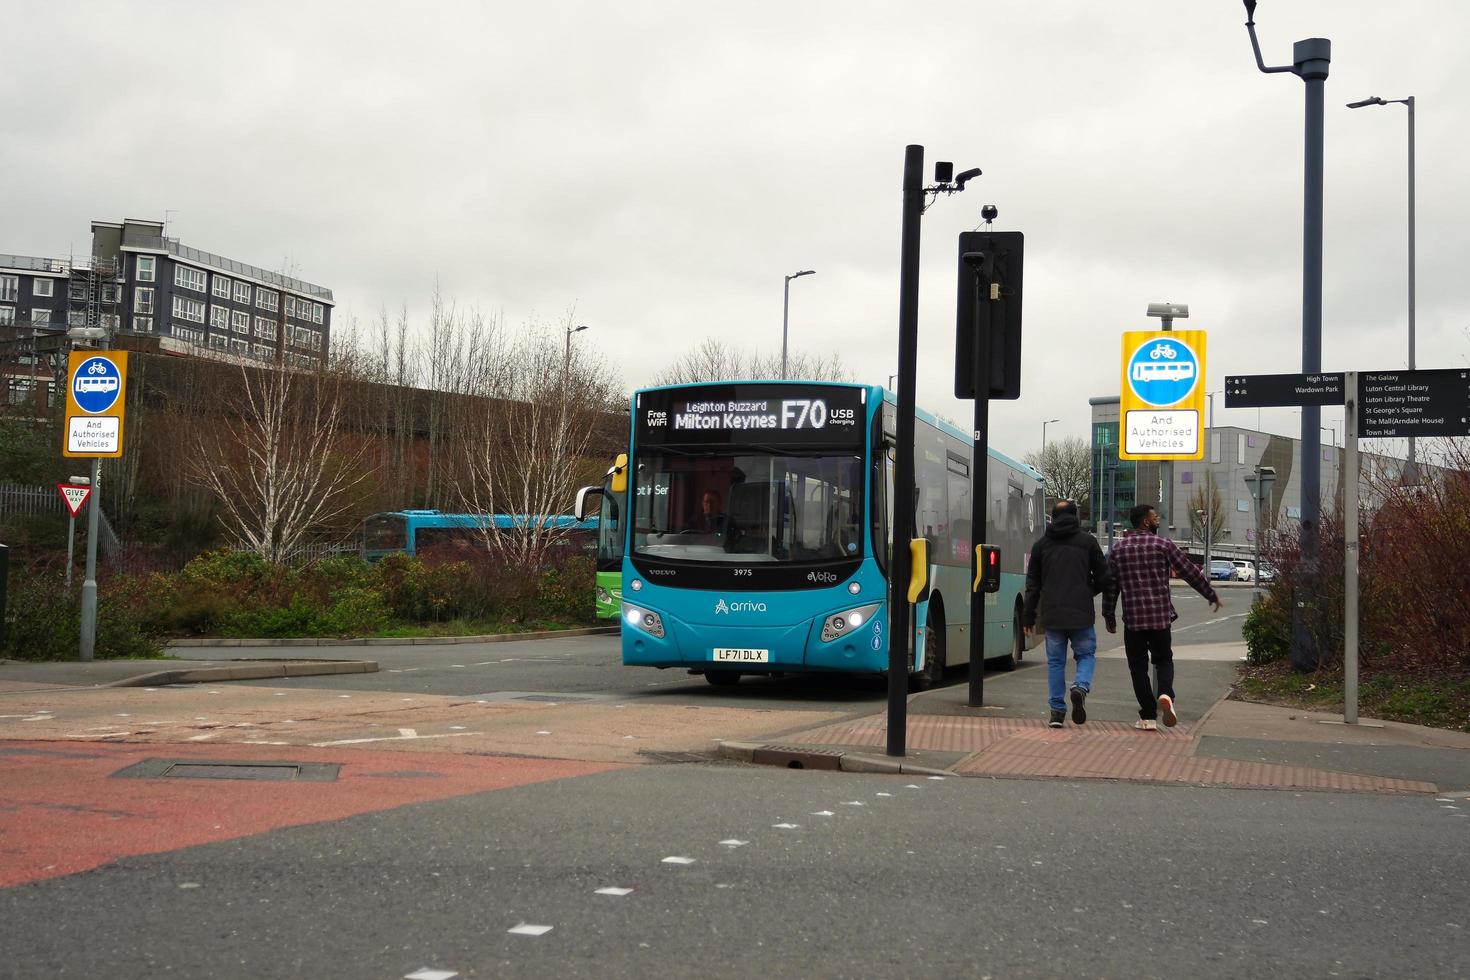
[1359,369,1470,438]
[1118,330,1207,460]
[1224,372,1346,408]
[63,351,128,458]
[57,483,92,518]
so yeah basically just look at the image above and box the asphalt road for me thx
[4,761,1464,979]
[210,587,1247,715]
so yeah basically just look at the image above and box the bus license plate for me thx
[712,648,770,663]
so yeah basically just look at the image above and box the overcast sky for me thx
[6,0,1467,461]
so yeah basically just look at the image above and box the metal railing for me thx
[0,483,121,557]
[122,233,334,301]
[0,255,71,274]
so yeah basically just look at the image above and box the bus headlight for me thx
[622,603,665,638]
[821,603,881,643]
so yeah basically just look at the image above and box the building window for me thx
[313,302,324,324]
[135,316,153,333]
[101,313,119,330]
[102,284,120,304]
[257,288,278,312]
[30,309,51,325]
[234,281,252,304]
[134,287,154,314]
[209,333,230,351]
[253,343,272,359]
[255,316,273,339]
[213,275,232,299]
[1237,434,1246,465]
[33,278,54,298]
[137,256,156,282]
[173,326,204,345]
[0,306,14,325]
[210,306,228,330]
[284,295,296,317]
[230,338,249,356]
[232,310,250,334]
[0,276,16,303]
[293,326,313,347]
[174,265,207,293]
[172,296,206,323]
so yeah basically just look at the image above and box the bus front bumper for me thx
[621,604,888,674]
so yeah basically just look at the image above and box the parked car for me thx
[1231,560,1255,582]
[1256,562,1277,583]
[1208,560,1236,581]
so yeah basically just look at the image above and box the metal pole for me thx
[781,276,791,380]
[1406,97,1417,474]
[1343,371,1359,724]
[78,458,100,661]
[1253,468,1263,600]
[888,144,924,758]
[66,513,75,589]
[966,254,992,708]
[1204,393,1214,572]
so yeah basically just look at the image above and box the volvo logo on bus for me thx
[715,599,767,614]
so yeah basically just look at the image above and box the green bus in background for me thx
[575,453,628,620]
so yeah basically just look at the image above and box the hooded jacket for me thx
[1022,511,1114,631]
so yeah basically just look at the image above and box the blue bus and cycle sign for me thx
[63,351,129,458]
[1118,330,1207,460]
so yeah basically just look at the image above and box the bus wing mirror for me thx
[610,453,629,494]
[574,486,602,522]
[907,539,929,603]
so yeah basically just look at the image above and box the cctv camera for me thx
[954,167,983,190]
[980,205,998,223]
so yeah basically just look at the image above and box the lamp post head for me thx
[789,269,815,280]
[1346,96,1385,108]
[1146,302,1189,320]
[571,324,589,334]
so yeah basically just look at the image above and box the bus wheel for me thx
[911,606,945,691]
[705,672,741,687]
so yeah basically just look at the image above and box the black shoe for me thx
[1070,687,1088,725]
[1048,709,1066,728]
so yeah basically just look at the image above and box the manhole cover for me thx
[112,759,341,782]
[637,750,712,764]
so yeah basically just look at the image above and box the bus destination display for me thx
[638,384,865,445]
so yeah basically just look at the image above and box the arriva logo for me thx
[715,598,767,614]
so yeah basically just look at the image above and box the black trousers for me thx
[1123,628,1175,720]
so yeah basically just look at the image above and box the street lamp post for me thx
[1041,418,1060,455]
[1347,94,1415,475]
[1204,391,1216,573]
[1243,0,1330,671]
[781,270,815,380]
[564,323,588,381]
[1244,465,1277,599]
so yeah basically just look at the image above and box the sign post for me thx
[1119,330,1207,461]
[62,351,128,661]
[57,483,93,589]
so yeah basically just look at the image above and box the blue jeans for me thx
[1045,626,1097,712]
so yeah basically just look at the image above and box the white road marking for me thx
[309,732,479,747]
[662,856,696,864]
[927,776,946,781]
[595,887,634,896]
[405,969,459,980]
[1174,613,1247,633]
[507,924,553,937]
[719,840,748,847]
[399,728,417,737]
[535,730,552,735]
[840,801,865,806]
[876,792,893,797]
[772,823,800,830]
[810,811,835,817]
[905,784,922,789]
[187,733,220,742]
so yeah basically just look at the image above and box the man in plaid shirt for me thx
[1103,503,1222,730]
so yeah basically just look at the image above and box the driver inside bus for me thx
[690,489,727,535]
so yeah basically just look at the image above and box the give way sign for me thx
[57,483,92,518]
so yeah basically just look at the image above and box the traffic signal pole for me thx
[964,251,992,708]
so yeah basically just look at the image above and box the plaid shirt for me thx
[1103,530,1218,631]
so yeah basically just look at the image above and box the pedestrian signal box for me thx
[974,545,1002,594]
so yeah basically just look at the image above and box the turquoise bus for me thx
[361,511,597,562]
[618,381,1044,688]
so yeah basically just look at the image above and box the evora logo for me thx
[715,598,767,615]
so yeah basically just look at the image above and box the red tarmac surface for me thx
[0,740,619,888]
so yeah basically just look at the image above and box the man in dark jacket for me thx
[1023,499,1115,727]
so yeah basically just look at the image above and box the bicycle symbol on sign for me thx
[1148,343,1178,360]
[87,360,108,375]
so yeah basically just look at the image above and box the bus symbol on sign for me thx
[1126,338,1199,407]
[72,357,123,414]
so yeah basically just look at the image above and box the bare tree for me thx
[655,338,851,384]
[1185,477,1228,547]
[1023,436,1091,503]
[453,316,618,570]
[191,361,369,563]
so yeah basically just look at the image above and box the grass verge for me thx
[1235,661,1470,733]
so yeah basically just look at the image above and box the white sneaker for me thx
[1158,694,1178,728]
[1134,719,1158,731]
